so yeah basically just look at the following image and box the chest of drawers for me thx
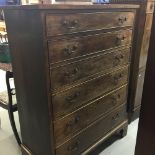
[4,4,138,155]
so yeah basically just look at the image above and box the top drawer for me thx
[46,12,135,36]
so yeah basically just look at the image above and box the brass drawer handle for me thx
[113,73,123,85]
[65,116,80,133]
[62,19,79,29]
[67,141,79,152]
[116,35,126,46]
[63,20,68,26]
[64,45,78,55]
[113,54,124,66]
[118,16,128,24]
[66,116,80,128]
[115,54,124,60]
[66,91,80,103]
[64,67,79,78]
[111,93,121,105]
[112,113,120,121]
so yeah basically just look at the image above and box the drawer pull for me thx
[64,45,78,55]
[65,67,79,78]
[118,16,127,24]
[115,54,124,60]
[113,54,124,66]
[66,92,80,103]
[116,35,126,46]
[62,20,79,29]
[116,54,124,59]
[63,20,68,25]
[72,20,79,26]
[67,141,79,152]
[113,73,123,85]
[112,113,120,121]
[65,116,80,132]
[117,93,121,99]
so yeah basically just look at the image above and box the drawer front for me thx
[52,66,129,119]
[51,48,130,91]
[46,12,135,36]
[48,29,132,63]
[54,86,127,146]
[56,105,127,155]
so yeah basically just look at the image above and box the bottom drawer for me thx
[56,105,127,155]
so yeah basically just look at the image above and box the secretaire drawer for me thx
[48,29,132,63]
[52,66,129,119]
[54,86,127,146]
[46,12,135,36]
[51,48,130,91]
[56,105,127,155]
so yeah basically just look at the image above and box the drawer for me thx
[56,105,127,155]
[46,12,135,36]
[51,48,130,91]
[54,86,127,146]
[48,29,132,63]
[52,66,129,119]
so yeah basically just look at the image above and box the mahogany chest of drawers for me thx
[4,4,138,155]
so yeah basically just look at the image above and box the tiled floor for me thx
[0,69,138,155]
